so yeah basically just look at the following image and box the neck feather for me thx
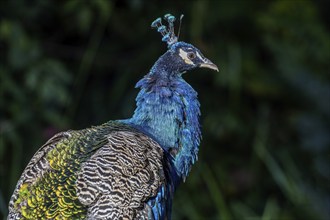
[129,72,201,179]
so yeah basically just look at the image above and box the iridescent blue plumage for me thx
[122,14,219,219]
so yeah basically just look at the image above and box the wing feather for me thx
[8,131,71,219]
[77,131,164,219]
[8,123,165,220]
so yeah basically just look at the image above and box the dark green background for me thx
[0,0,329,219]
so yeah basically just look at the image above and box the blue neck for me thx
[125,59,201,179]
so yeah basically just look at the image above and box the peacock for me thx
[8,14,218,220]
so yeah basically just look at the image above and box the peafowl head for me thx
[150,14,218,77]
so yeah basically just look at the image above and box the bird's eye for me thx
[187,52,196,59]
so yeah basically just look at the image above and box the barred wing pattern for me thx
[8,122,165,219]
[77,131,164,219]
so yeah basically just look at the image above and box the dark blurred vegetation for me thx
[0,0,329,219]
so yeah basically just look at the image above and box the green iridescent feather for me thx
[13,124,112,219]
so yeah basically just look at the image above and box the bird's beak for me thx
[199,58,219,72]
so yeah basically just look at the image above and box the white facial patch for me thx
[179,49,194,65]
[196,51,205,62]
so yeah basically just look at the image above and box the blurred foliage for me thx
[0,0,329,219]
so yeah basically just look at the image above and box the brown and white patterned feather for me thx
[8,122,164,220]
